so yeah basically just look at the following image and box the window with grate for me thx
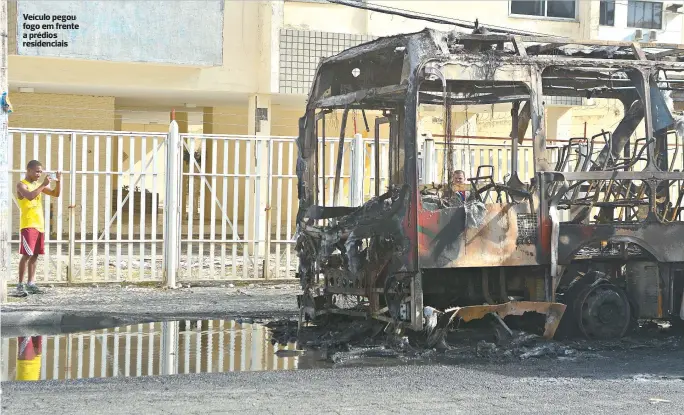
[627,0,663,30]
[600,0,616,26]
[545,95,584,106]
[510,0,576,19]
[278,29,377,95]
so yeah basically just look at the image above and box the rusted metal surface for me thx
[556,222,684,264]
[625,262,663,319]
[425,301,567,346]
[418,202,539,268]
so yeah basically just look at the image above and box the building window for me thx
[600,0,615,26]
[627,0,663,30]
[510,0,576,19]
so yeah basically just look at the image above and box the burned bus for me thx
[293,28,684,343]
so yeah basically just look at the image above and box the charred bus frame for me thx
[294,29,684,342]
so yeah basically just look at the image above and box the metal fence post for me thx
[163,120,180,288]
[422,134,435,185]
[161,320,179,375]
[262,139,273,280]
[350,133,364,206]
[67,132,77,284]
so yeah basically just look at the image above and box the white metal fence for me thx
[10,124,678,284]
[428,140,554,185]
[9,129,168,283]
[2,126,568,284]
[174,134,391,282]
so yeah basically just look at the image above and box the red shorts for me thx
[18,336,42,359]
[19,228,44,256]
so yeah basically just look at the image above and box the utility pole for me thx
[0,0,9,303]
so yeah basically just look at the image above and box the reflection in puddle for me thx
[1,320,313,382]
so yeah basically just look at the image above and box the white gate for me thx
[8,128,167,284]
[178,134,304,282]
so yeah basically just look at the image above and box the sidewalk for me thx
[1,283,301,329]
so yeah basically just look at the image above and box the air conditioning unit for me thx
[665,2,684,13]
[650,30,658,41]
[635,29,643,41]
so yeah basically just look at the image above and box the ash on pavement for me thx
[267,315,683,368]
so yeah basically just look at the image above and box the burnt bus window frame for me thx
[416,78,533,190]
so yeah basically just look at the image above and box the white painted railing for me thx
[8,129,168,284]
[11,124,670,285]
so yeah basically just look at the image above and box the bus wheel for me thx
[575,281,632,340]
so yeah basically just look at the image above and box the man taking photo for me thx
[15,160,61,297]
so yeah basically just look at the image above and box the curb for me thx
[1,325,69,338]
[1,311,64,327]
[1,311,127,335]
[0,310,300,337]
[2,279,300,289]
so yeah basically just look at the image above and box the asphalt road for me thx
[2,352,683,415]
[2,284,301,323]
[2,285,683,414]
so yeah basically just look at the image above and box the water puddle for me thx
[0,319,328,382]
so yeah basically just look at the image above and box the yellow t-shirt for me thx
[16,355,41,381]
[17,179,44,233]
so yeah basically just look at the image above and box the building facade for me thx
[6,0,684,283]
[8,0,684,136]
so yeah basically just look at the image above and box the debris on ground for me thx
[266,316,683,366]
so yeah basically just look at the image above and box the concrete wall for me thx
[8,93,115,238]
[284,1,368,34]
[9,92,115,130]
[284,0,590,38]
